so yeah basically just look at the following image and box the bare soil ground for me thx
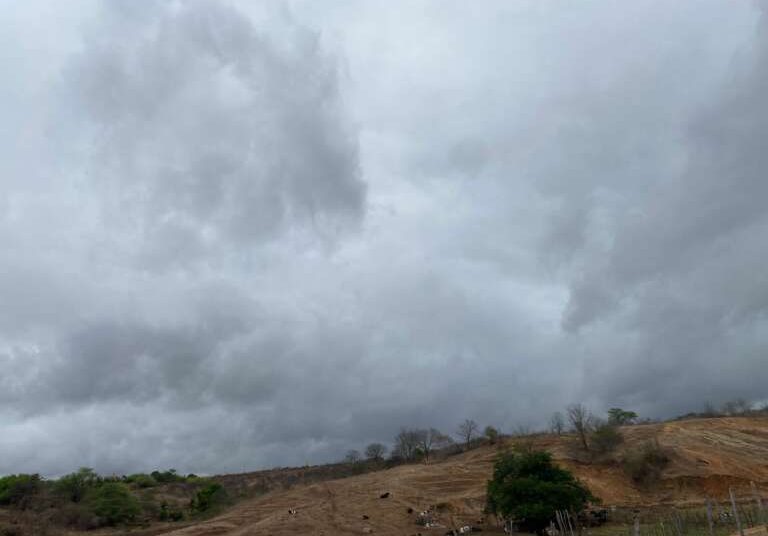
[146,416,768,536]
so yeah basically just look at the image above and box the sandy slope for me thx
[162,445,495,536]
[158,416,768,536]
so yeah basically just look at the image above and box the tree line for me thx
[344,395,767,468]
[345,419,500,465]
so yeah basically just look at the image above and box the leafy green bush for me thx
[55,468,101,502]
[85,482,141,526]
[150,469,185,484]
[0,474,42,507]
[190,483,228,513]
[622,440,669,485]
[486,449,596,535]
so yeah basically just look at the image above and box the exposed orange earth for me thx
[153,416,768,536]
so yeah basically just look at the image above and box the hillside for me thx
[152,416,768,536]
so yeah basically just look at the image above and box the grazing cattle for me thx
[379,492,390,499]
[362,515,369,520]
[416,511,433,526]
[287,508,297,515]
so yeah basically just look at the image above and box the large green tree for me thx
[486,449,596,535]
[607,408,638,426]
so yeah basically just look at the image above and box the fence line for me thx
[542,485,767,535]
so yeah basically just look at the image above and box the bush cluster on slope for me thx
[0,475,41,507]
[486,449,596,535]
[85,483,141,526]
[190,483,229,513]
[621,441,670,486]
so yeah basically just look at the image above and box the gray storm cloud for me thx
[558,7,768,410]
[72,0,364,262]
[1,0,767,476]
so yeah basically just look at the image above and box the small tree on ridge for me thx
[457,419,479,450]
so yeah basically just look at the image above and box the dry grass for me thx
[4,416,768,535]
[151,417,768,536]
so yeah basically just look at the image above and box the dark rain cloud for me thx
[0,0,767,476]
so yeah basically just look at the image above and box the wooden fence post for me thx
[731,487,746,536]
[705,498,715,536]
[752,481,767,533]
[565,511,575,536]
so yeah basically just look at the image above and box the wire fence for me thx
[544,484,767,536]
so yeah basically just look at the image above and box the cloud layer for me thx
[1,0,767,476]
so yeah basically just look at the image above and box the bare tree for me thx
[701,401,718,417]
[456,419,479,450]
[567,404,594,452]
[344,449,361,463]
[722,398,751,416]
[419,428,452,461]
[549,412,565,436]
[364,443,387,461]
[393,428,425,461]
[512,424,533,437]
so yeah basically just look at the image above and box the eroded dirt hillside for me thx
[155,416,768,536]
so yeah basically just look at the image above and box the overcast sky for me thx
[1,0,767,476]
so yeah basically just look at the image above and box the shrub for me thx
[159,502,185,522]
[190,483,228,513]
[484,426,500,445]
[55,468,101,503]
[0,474,42,507]
[125,474,157,488]
[622,440,669,485]
[486,449,596,535]
[590,422,623,454]
[85,482,141,526]
[55,503,100,530]
[150,469,184,484]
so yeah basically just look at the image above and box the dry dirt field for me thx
[139,416,768,536]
